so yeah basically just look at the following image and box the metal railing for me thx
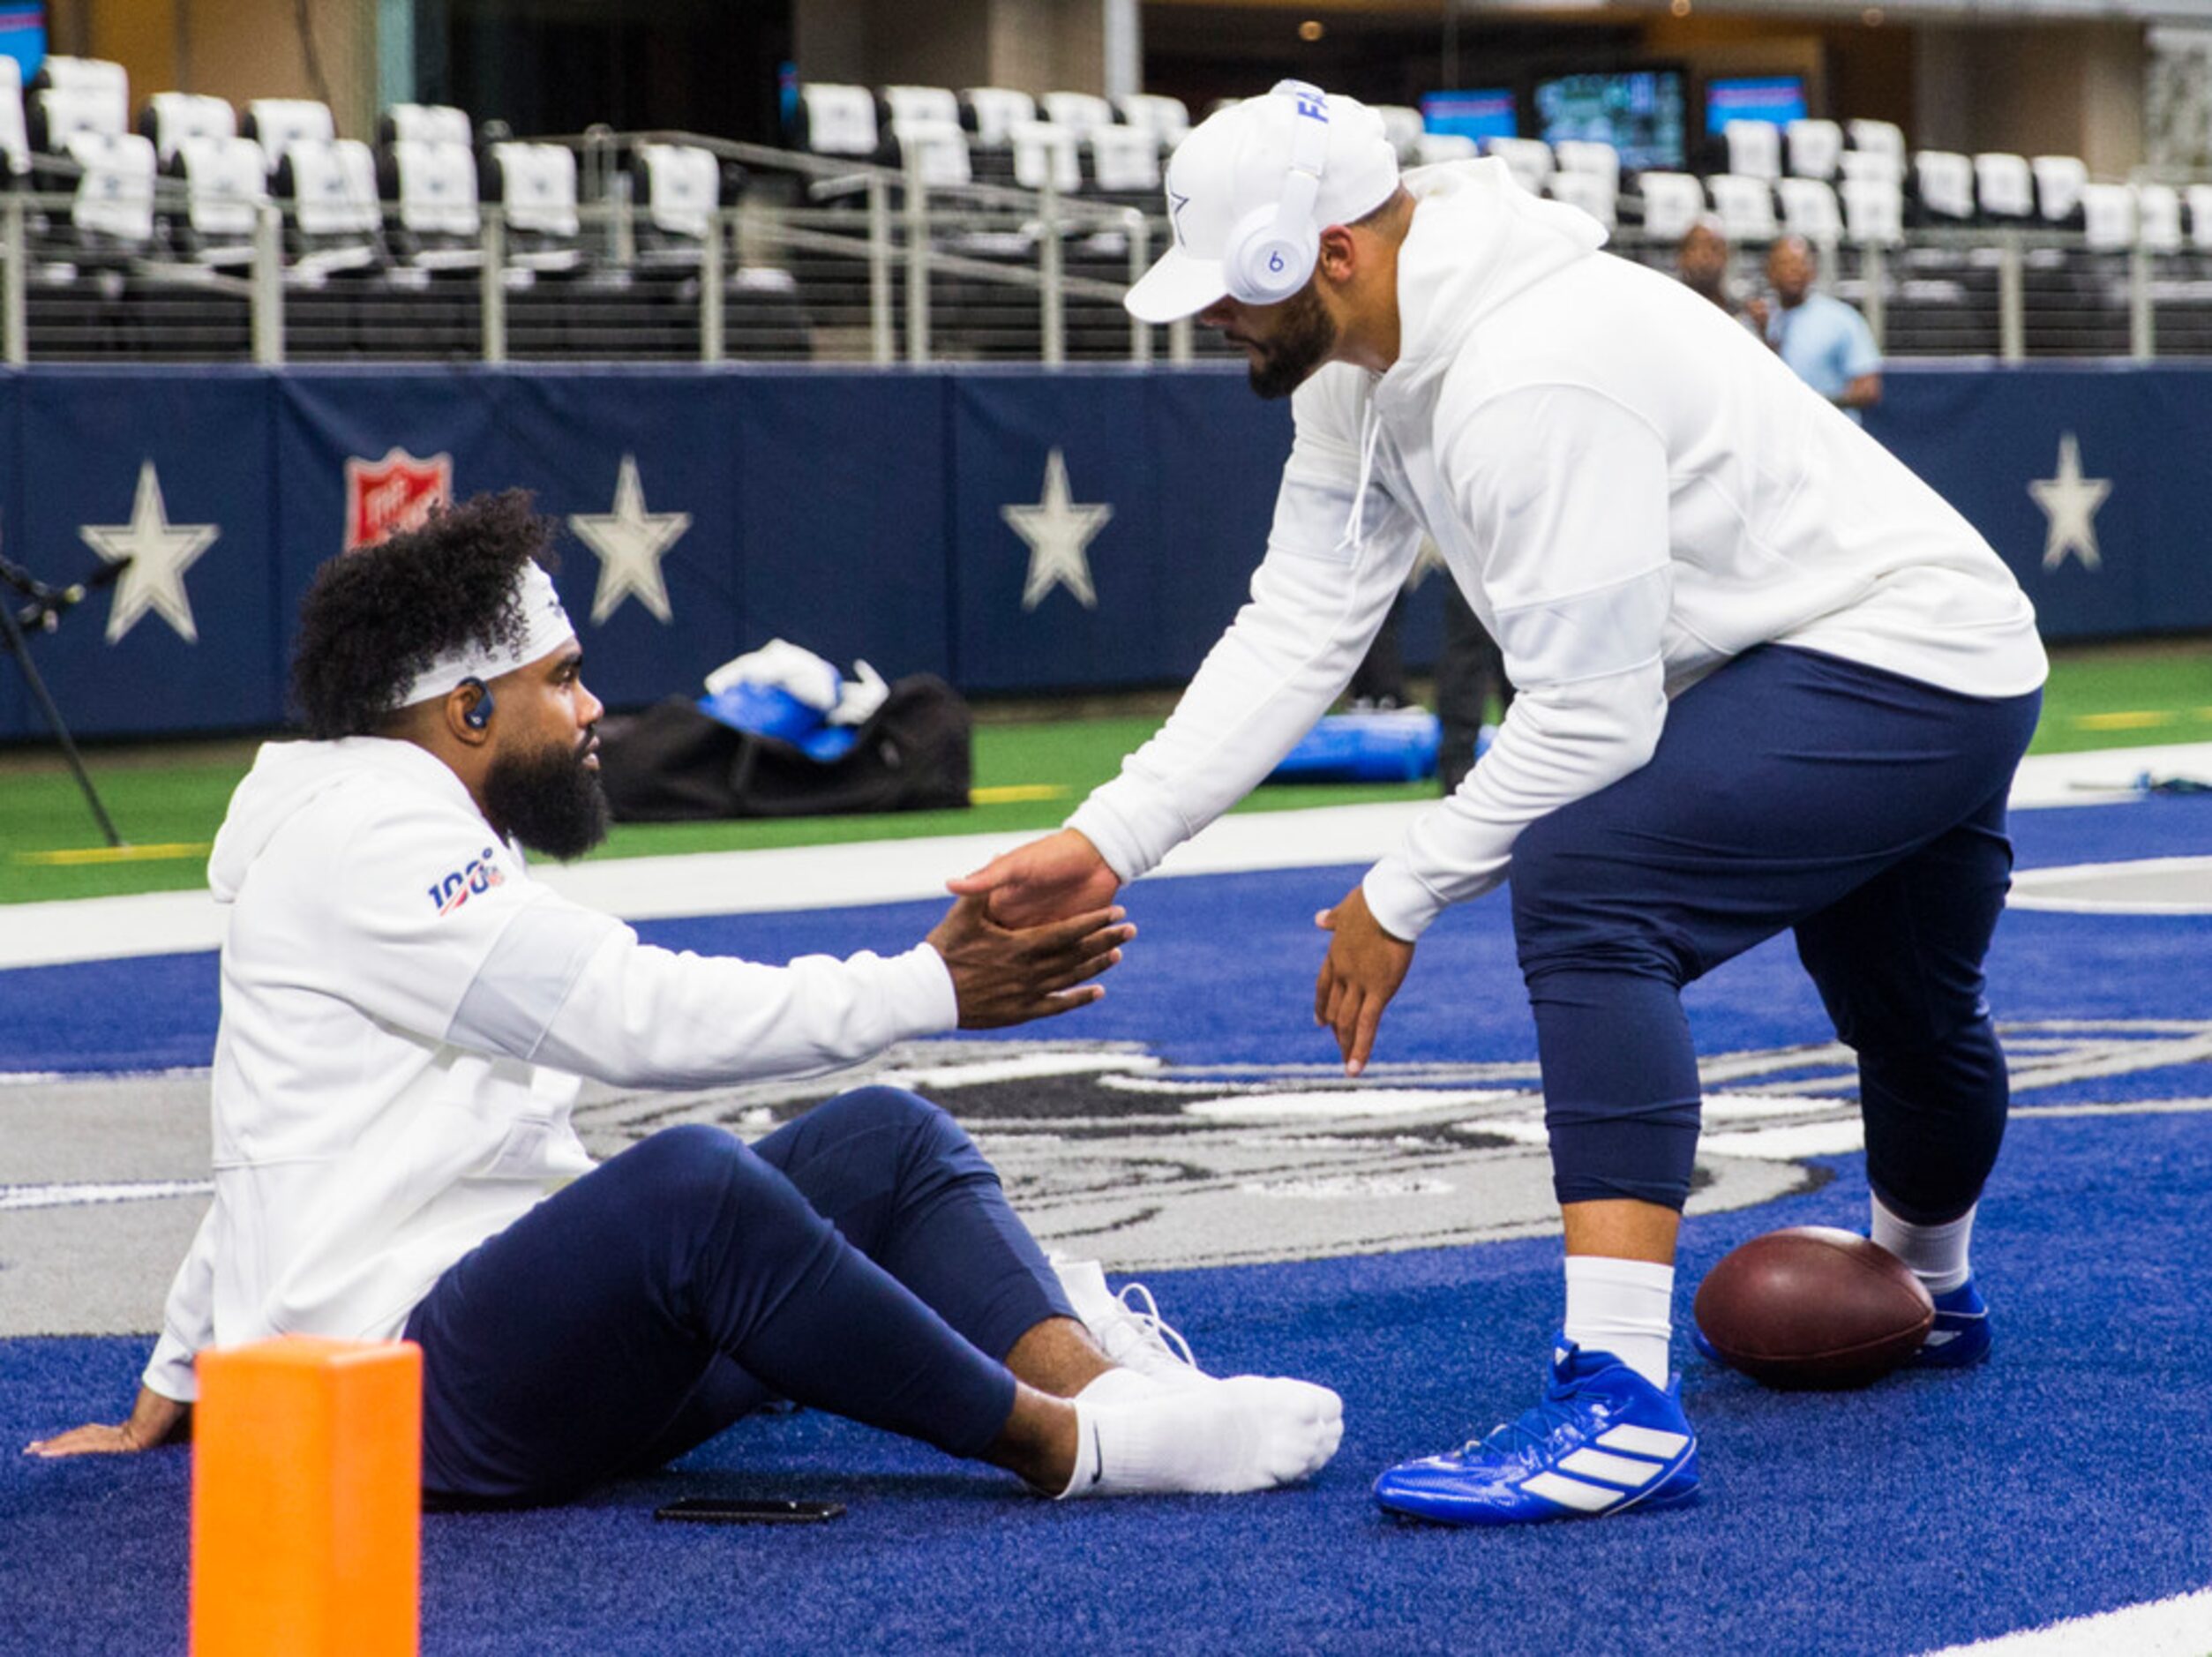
[2,139,2210,366]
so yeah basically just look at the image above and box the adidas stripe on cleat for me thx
[1911,1278,1991,1368]
[1372,1338,1699,1526]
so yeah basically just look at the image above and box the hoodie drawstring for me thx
[1337,396,1385,559]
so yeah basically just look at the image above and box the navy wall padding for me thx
[1,360,2207,741]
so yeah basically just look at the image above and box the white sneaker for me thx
[1061,1373,1345,1498]
[1051,1255,1210,1389]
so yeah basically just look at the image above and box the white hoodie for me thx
[1069,160,2046,941]
[144,736,956,1402]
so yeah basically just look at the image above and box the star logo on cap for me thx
[1167,189,1191,247]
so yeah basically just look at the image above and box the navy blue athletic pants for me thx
[401,1086,1075,1504]
[1508,645,2042,1223]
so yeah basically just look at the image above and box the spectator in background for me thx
[1435,584,1513,794]
[1750,235,1883,423]
[1675,216,1736,315]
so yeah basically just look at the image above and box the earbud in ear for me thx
[460,677,495,731]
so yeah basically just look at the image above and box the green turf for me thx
[4,638,2207,906]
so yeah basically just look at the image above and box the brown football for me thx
[1692,1226,1935,1390]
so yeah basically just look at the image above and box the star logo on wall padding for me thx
[1003,448,1113,612]
[568,454,692,625]
[79,460,221,645]
[2028,432,2111,573]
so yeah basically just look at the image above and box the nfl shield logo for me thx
[343,448,454,551]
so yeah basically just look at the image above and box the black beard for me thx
[1245,284,1338,400]
[483,734,610,862]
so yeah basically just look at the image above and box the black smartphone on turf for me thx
[654,1496,845,1525]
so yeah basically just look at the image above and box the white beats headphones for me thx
[1222,79,1331,305]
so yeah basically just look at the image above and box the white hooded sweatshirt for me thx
[144,736,956,1402]
[1069,160,2046,940]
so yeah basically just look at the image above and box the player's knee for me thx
[1511,818,1692,986]
[819,1084,994,1196]
[620,1122,770,1217]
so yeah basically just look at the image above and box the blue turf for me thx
[5,798,2211,1653]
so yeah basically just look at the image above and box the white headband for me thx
[390,560,576,709]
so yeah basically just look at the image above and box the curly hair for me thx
[289,490,562,739]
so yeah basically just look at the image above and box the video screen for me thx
[1534,70,1685,172]
[1705,75,1808,136]
[1420,88,1518,145]
[0,5,42,81]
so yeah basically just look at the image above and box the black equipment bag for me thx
[596,674,971,822]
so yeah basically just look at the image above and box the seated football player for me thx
[26,492,1343,1505]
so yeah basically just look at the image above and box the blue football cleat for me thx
[1912,1278,1991,1368]
[1373,1338,1699,1526]
[1691,1275,1992,1371]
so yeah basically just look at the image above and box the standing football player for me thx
[954,84,2044,1524]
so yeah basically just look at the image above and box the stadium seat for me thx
[273,137,384,275]
[1552,139,1620,188]
[881,85,960,131]
[1041,91,1115,136]
[1483,137,1553,196]
[630,141,722,262]
[1720,121,1781,183]
[31,56,127,133]
[796,84,880,159]
[0,58,29,180]
[1709,174,1779,242]
[1839,147,1904,187]
[1846,119,1906,170]
[961,87,1036,149]
[1545,169,1616,229]
[29,85,125,152]
[1116,94,1189,148]
[1085,125,1158,195]
[1973,154,2033,224]
[1784,119,1842,182]
[1414,134,1476,167]
[139,92,234,166]
[889,117,972,190]
[2136,184,2183,255]
[2031,155,2087,228]
[380,138,482,270]
[1910,151,1976,225]
[1777,176,1843,243]
[1635,171,1706,242]
[484,141,582,272]
[168,135,267,268]
[379,103,471,150]
[1009,120,1079,193]
[244,98,335,175]
[1374,105,1424,165]
[2080,183,2133,251]
[62,130,155,252]
[1841,174,1905,244]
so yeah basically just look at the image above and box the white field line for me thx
[1919,1587,2212,1655]
[3,741,2206,973]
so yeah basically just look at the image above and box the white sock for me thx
[1871,1194,1975,1296]
[1058,1372,1343,1499]
[1563,1256,1676,1389]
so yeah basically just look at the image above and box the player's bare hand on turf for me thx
[928,893,1136,1029]
[26,1385,190,1458]
[1314,883,1413,1077]
[947,828,1121,928]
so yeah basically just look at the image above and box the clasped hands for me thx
[949,828,1413,1072]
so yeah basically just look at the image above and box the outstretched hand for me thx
[948,828,1121,929]
[926,894,1136,1029]
[26,1385,191,1458]
[1313,882,1414,1076]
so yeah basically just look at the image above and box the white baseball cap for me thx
[1124,83,1400,325]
